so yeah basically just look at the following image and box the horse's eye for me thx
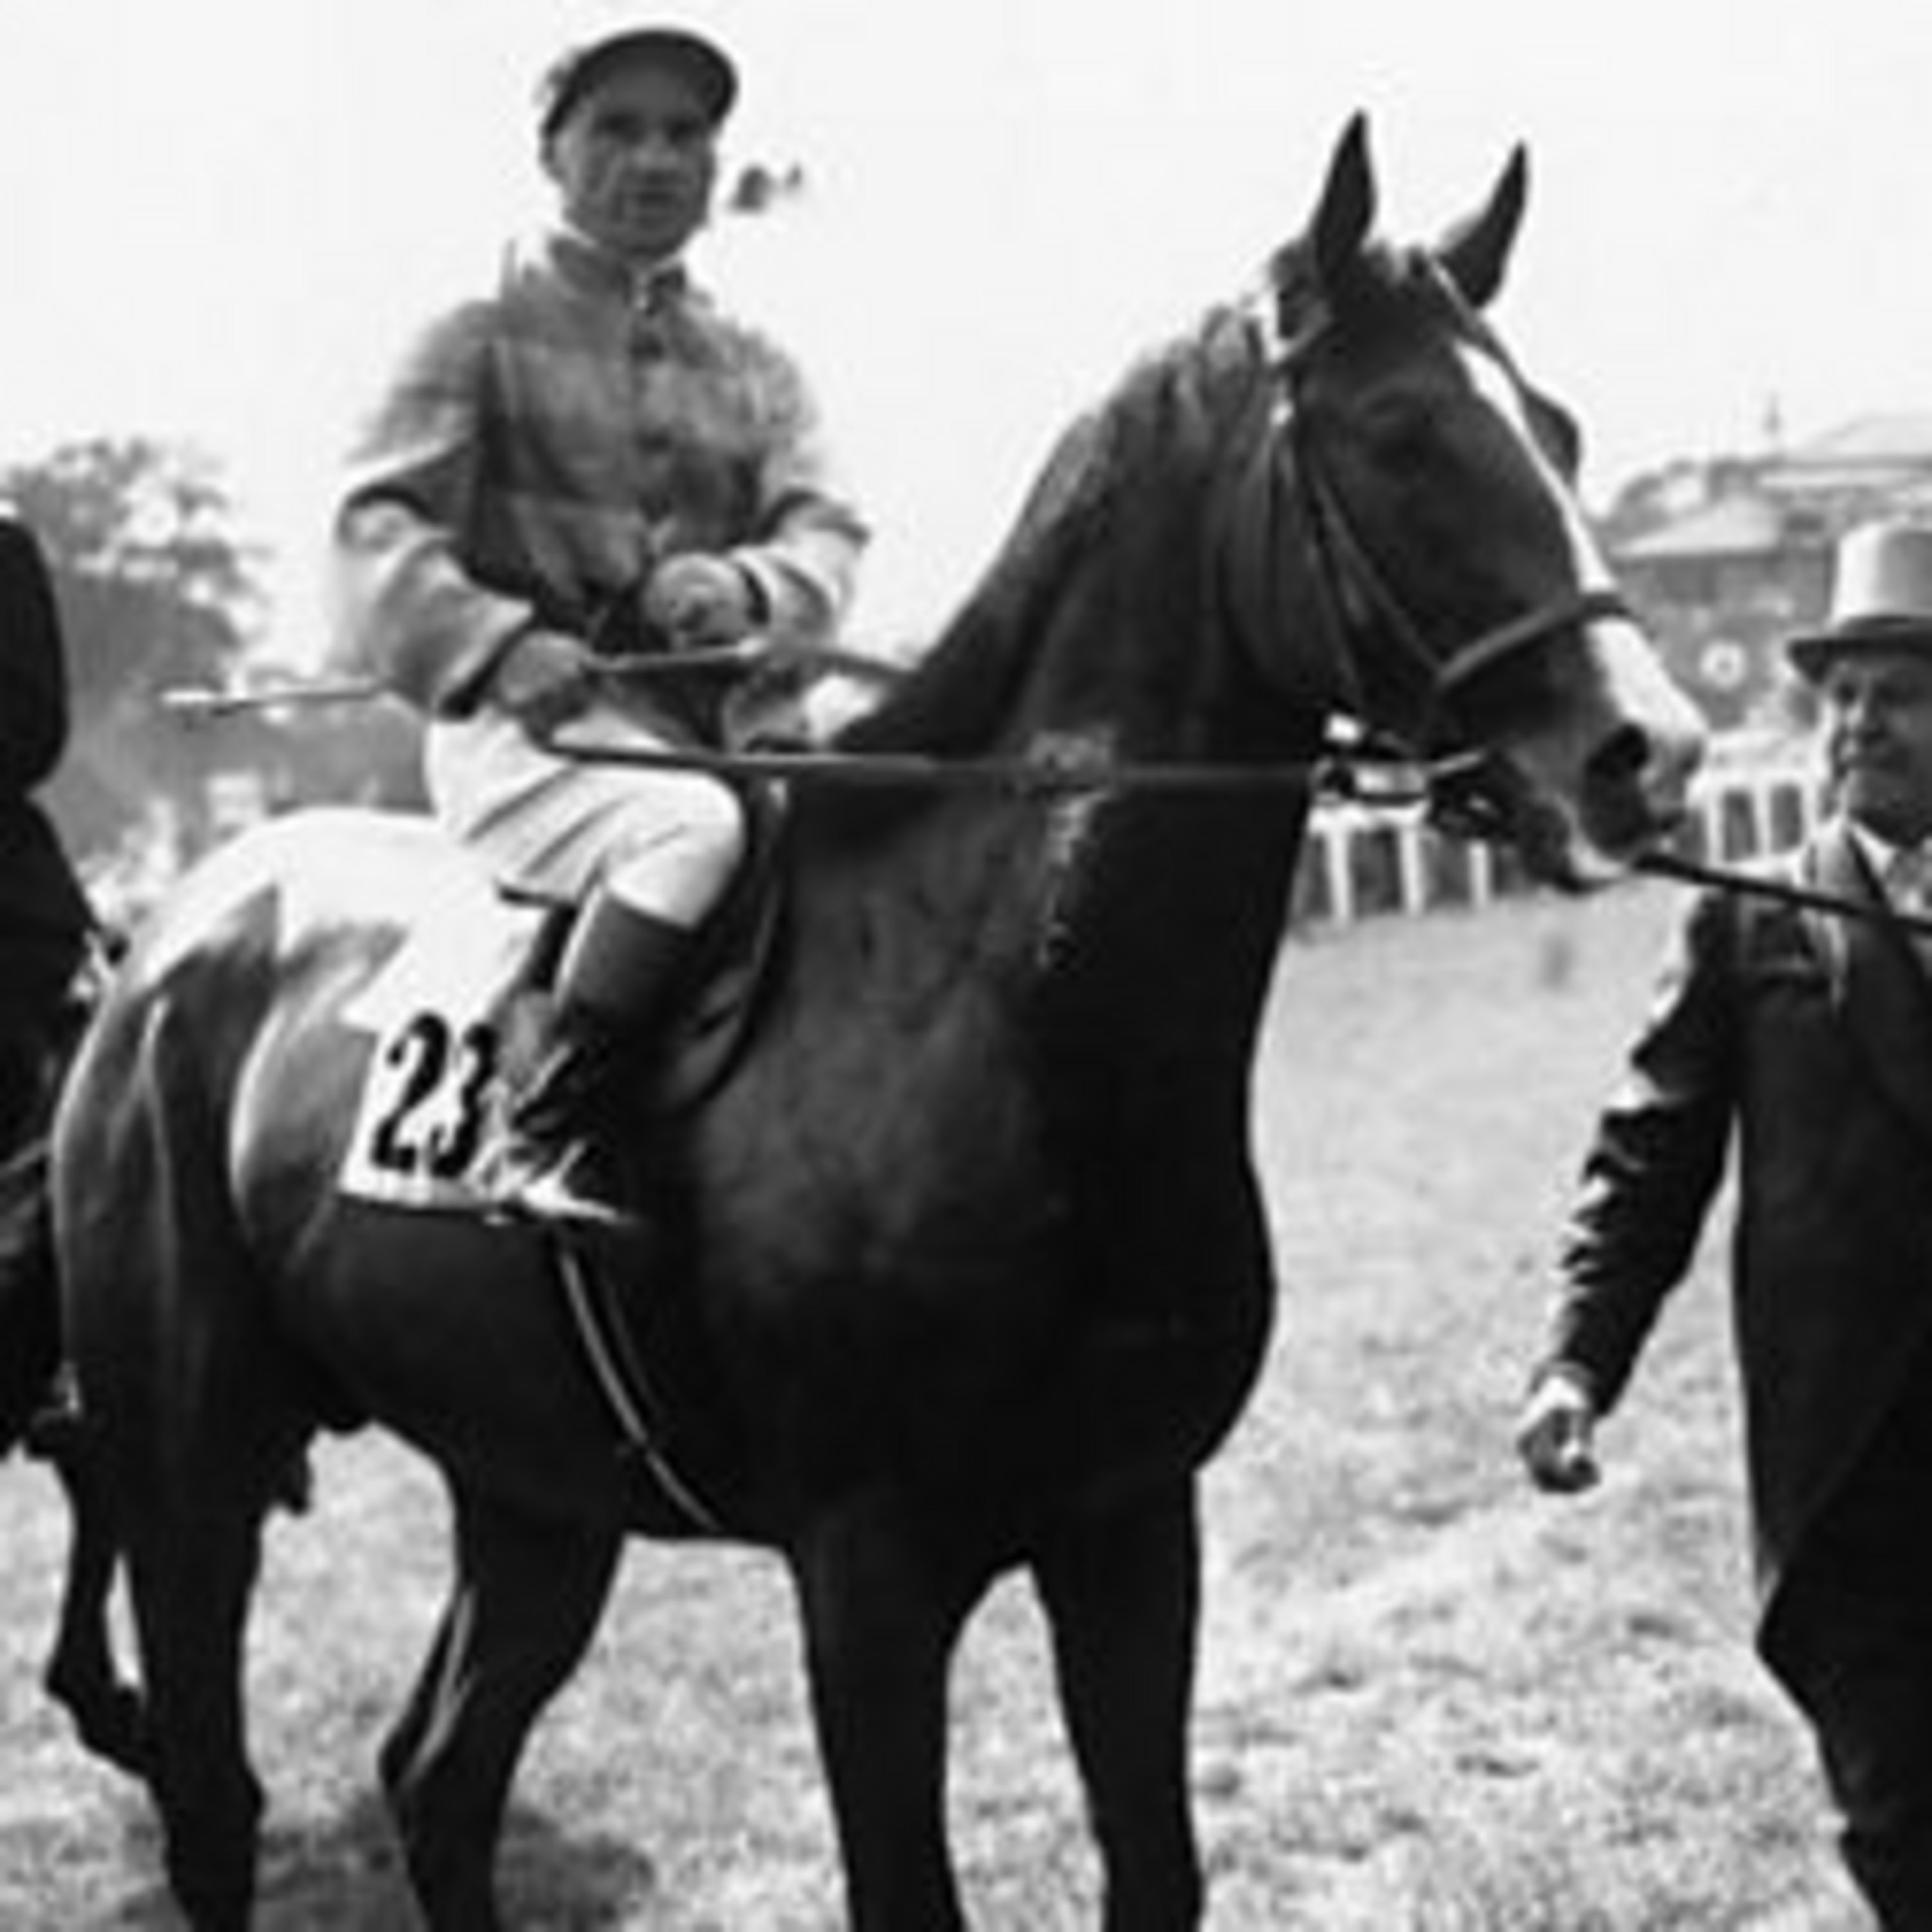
[1358,400,1436,469]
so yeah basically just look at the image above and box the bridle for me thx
[1295,424,1632,721]
[1260,277,1634,832]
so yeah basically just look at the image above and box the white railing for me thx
[1297,748,1823,925]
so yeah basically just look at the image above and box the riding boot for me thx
[484,896,695,1229]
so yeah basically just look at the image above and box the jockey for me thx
[0,516,95,1160]
[330,13,867,1227]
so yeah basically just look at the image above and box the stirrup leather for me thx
[482,1131,634,1231]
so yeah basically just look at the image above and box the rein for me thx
[160,668,1923,933]
[539,719,1408,800]
[1634,847,1932,939]
[546,725,1931,938]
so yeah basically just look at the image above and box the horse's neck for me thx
[1030,786,1312,1067]
[791,599,1315,1082]
[1010,522,1323,1057]
[787,334,1321,1070]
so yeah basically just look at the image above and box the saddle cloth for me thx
[337,853,779,1216]
[337,886,555,1213]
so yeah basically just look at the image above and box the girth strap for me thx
[551,1235,726,1534]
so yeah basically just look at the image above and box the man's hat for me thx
[1788,521,1932,682]
[537,19,739,138]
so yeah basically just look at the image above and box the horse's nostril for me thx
[1586,723,1651,788]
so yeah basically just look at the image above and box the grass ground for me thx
[0,882,1877,1927]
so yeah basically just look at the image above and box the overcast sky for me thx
[3,0,1927,653]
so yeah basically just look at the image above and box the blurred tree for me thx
[1,435,259,714]
[1,437,263,883]
[0,437,426,921]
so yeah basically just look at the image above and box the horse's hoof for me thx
[73,1685,151,1779]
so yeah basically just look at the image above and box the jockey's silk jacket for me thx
[331,223,867,743]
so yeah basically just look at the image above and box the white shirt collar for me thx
[1850,819,1932,904]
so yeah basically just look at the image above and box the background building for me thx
[1607,412,1932,731]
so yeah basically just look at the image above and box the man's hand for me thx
[491,628,599,736]
[1515,1367,1602,1493]
[644,553,764,649]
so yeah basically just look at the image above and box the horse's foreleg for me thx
[381,1483,621,1932]
[788,1499,997,1932]
[1033,1479,1205,1932]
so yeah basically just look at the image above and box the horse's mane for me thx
[832,301,1271,762]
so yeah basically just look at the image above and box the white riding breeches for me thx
[423,703,747,928]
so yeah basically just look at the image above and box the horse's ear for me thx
[1438,144,1529,308]
[1309,113,1377,294]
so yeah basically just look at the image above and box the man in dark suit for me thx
[1517,517,1932,1929]
[0,515,93,1155]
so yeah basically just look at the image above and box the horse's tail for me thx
[10,1135,153,1780]
[0,1135,61,1457]
[0,961,116,1455]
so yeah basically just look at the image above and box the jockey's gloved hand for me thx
[644,553,767,649]
[491,627,600,736]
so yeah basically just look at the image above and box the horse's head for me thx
[1231,116,1705,884]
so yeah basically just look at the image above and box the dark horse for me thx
[0,121,1705,1930]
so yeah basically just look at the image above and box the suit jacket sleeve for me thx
[0,520,71,793]
[1539,888,1740,1412]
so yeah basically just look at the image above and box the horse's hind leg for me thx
[1032,1478,1205,1932]
[41,1437,148,1776]
[60,984,321,1927]
[120,1481,272,1932]
[380,1482,621,1932]
[74,1231,290,1922]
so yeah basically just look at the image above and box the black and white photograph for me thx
[1,2,1927,1924]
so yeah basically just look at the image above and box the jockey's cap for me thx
[536,15,739,138]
